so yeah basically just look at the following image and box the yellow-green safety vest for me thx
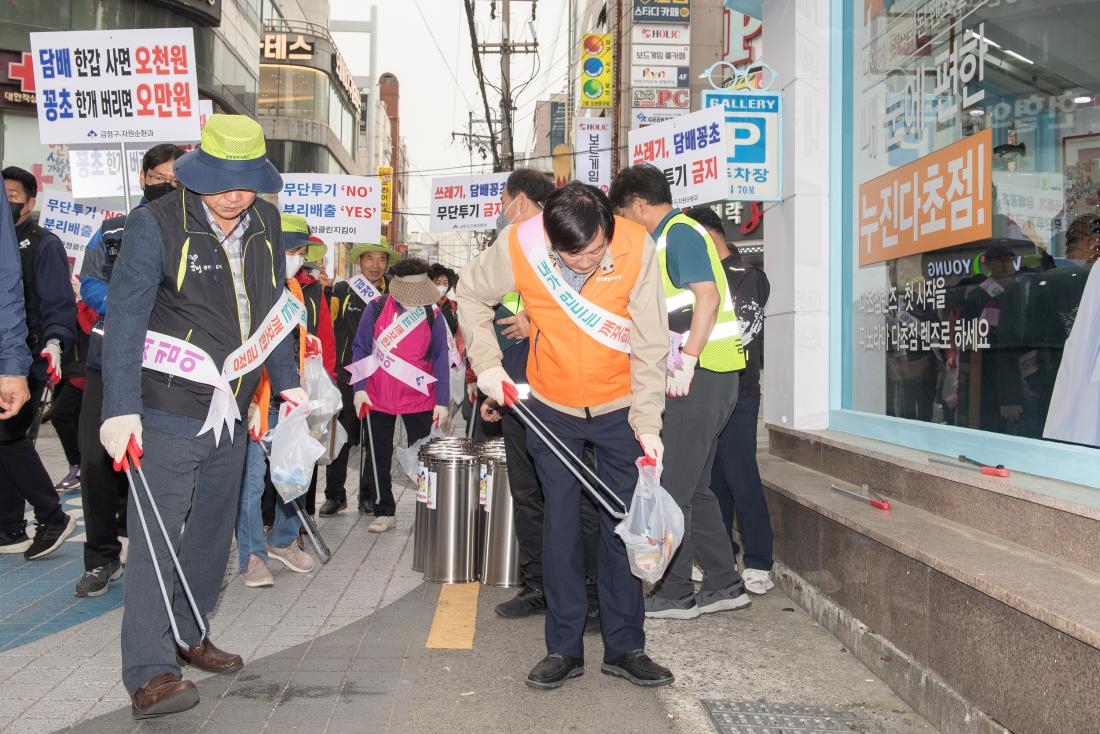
[501,291,525,314]
[656,212,745,372]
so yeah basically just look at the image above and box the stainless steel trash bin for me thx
[479,456,521,587]
[412,437,474,573]
[423,452,480,584]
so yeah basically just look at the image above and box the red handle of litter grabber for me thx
[113,435,143,472]
[502,381,519,407]
[981,466,1010,477]
[639,455,658,468]
[869,498,891,511]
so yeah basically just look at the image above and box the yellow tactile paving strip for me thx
[425,582,480,649]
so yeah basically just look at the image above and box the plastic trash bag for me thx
[316,417,347,467]
[303,355,343,430]
[269,402,325,503]
[614,458,684,585]
[395,426,444,483]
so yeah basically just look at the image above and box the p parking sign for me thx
[702,90,782,202]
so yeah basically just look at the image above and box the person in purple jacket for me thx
[351,257,450,533]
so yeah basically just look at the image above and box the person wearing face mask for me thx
[74,143,185,598]
[98,115,304,718]
[0,165,77,560]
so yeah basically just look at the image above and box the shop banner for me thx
[631,65,690,89]
[631,107,689,129]
[429,172,509,233]
[579,34,613,110]
[628,106,728,208]
[631,87,690,109]
[38,190,123,275]
[705,199,765,242]
[858,128,992,267]
[633,0,691,24]
[574,119,611,193]
[631,44,690,66]
[279,173,382,245]
[632,24,691,45]
[378,165,393,225]
[30,28,201,145]
[702,89,784,202]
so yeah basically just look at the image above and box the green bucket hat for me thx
[348,235,399,266]
[175,114,283,195]
[304,235,328,264]
[280,212,311,251]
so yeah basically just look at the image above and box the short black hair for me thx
[543,182,615,254]
[2,166,36,199]
[428,263,458,289]
[608,164,671,210]
[142,144,185,174]
[391,256,430,277]
[505,168,554,207]
[684,206,726,239]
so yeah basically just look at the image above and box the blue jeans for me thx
[235,409,301,571]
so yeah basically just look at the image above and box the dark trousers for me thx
[525,400,644,662]
[0,379,64,535]
[365,409,432,517]
[711,394,773,571]
[50,379,82,466]
[502,410,598,591]
[323,380,364,504]
[79,367,128,570]
[263,466,317,525]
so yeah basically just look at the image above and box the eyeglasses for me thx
[145,172,178,186]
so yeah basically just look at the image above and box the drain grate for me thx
[702,700,867,733]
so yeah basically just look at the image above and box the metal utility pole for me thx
[612,0,623,172]
[500,0,513,170]
[566,0,576,140]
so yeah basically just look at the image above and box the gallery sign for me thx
[702,89,784,202]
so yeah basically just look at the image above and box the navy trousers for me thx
[711,394,774,571]
[525,399,644,662]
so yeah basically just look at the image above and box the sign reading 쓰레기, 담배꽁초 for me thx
[702,89,783,203]
[280,174,383,246]
[429,172,511,233]
[30,28,201,145]
[628,105,728,208]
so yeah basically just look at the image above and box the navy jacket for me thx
[15,218,76,382]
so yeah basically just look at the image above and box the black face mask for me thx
[9,201,23,223]
[143,183,175,202]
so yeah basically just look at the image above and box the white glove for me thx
[433,405,449,430]
[280,387,308,410]
[666,353,697,398]
[101,414,143,465]
[40,339,62,386]
[476,365,516,406]
[354,390,372,419]
[247,402,262,442]
[639,434,664,463]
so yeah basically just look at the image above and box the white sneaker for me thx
[266,540,315,573]
[368,516,396,533]
[241,554,274,587]
[742,568,774,595]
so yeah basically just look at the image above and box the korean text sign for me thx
[378,165,393,225]
[39,190,123,276]
[628,106,728,208]
[580,34,613,110]
[30,28,201,145]
[429,173,510,233]
[280,174,382,245]
[858,128,992,267]
[574,119,611,193]
[632,0,691,24]
[702,90,783,202]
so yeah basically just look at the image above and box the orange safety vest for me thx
[254,278,308,434]
[509,215,646,409]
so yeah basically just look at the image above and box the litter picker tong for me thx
[830,483,891,511]
[928,454,1010,477]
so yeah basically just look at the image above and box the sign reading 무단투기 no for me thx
[280,173,382,246]
[429,172,510,233]
[628,105,728,208]
[38,190,124,276]
[30,28,201,146]
[702,89,783,202]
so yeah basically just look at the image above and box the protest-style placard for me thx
[279,173,382,245]
[429,172,510,233]
[30,28,201,145]
[627,105,728,207]
[38,190,124,276]
[574,119,611,193]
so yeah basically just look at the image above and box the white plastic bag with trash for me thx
[302,355,346,465]
[395,426,444,483]
[614,458,684,585]
[268,402,325,503]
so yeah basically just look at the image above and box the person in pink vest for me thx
[350,258,450,533]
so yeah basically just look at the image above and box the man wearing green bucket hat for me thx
[99,114,307,718]
[320,236,399,516]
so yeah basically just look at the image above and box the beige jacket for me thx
[456,223,668,437]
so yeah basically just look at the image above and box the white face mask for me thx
[285,253,304,277]
[436,284,449,297]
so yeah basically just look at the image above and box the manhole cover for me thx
[702,700,866,733]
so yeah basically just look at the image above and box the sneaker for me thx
[742,568,775,595]
[494,585,546,618]
[0,529,32,554]
[119,536,129,565]
[696,586,752,614]
[526,654,584,690]
[601,651,674,687]
[54,465,81,494]
[265,540,315,573]
[319,499,346,516]
[24,514,77,560]
[75,559,123,597]
[644,593,701,620]
[241,554,273,587]
[367,515,396,533]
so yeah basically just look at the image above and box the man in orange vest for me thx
[457,182,673,690]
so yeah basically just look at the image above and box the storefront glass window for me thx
[849,0,1100,451]
[259,64,330,121]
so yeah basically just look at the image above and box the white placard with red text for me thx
[628,106,728,208]
[429,172,510,233]
[30,28,201,145]
[279,173,382,246]
[38,190,124,276]
[574,119,611,193]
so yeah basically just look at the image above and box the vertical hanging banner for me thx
[30,28,201,145]
[628,105,728,207]
[579,34,613,110]
[574,118,611,192]
[279,173,382,245]
[702,89,784,202]
[377,165,393,225]
[38,191,124,275]
[429,172,510,233]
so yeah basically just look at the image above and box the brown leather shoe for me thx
[131,673,199,719]
[176,638,244,673]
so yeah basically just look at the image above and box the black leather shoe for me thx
[319,499,346,517]
[495,585,546,618]
[601,651,674,687]
[526,654,584,689]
